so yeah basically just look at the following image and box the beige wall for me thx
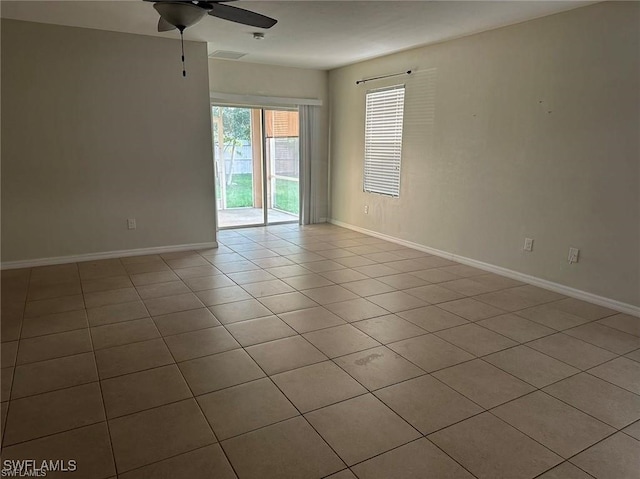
[1,20,216,263]
[208,59,330,221]
[328,2,639,306]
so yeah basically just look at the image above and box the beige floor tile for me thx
[120,254,163,264]
[334,346,425,390]
[472,273,525,291]
[516,304,592,330]
[241,279,295,298]
[166,256,210,269]
[303,324,380,358]
[195,285,252,306]
[12,352,98,399]
[272,361,367,412]
[221,416,344,479]
[226,315,297,346]
[589,357,640,394]
[179,348,265,395]
[82,275,134,293]
[144,292,205,316]
[101,364,192,418]
[84,287,140,309]
[325,298,390,322]
[367,291,429,313]
[354,264,401,278]
[27,281,82,301]
[626,348,640,362]
[388,334,475,372]
[246,336,327,375]
[0,423,115,479]
[198,377,298,440]
[165,326,239,361]
[118,444,236,479]
[135,281,191,300]
[548,298,618,321]
[411,268,461,283]
[544,373,640,429]
[405,285,465,305]
[17,328,92,365]
[182,274,235,291]
[351,437,475,479]
[334,256,376,268]
[319,269,368,284]
[570,433,640,479]
[301,260,346,274]
[79,260,127,280]
[478,313,555,342]
[340,278,396,297]
[438,298,505,321]
[90,318,160,350]
[527,333,617,370]
[124,261,171,275]
[130,270,179,286]
[1,341,18,368]
[353,314,427,344]
[375,375,483,435]
[87,300,149,327]
[438,265,486,278]
[598,313,640,336]
[397,306,469,332]
[537,462,594,479]
[24,295,85,319]
[624,420,640,440]
[429,412,561,479]
[174,265,222,279]
[210,299,274,324]
[305,394,420,466]
[565,323,640,354]
[4,383,105,445]
[493,391,614,458]
[484,346,579,388]
[265,264,310,278]
[432,359,535,408]
[258,292,319,314]
[30,264,79,284]
[95,338,174,379]
[282,273,334,290]
[475,289,543,312]
[279,306,346,333]
[152,308,220,336]
[377,273,429,290]
[109,398,215,473]
[301,285,359,305]
[216,260,261,274]
[362,251,405,263]
[20,310,88,339]
[439,278,497,296]
[435,323,517,356]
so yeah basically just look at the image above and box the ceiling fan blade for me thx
[158,16,177,32]
[208,3,277,29]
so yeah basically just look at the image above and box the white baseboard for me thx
[1,242,219,270]
[330,219,639,317]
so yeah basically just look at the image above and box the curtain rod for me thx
[356,70,412,85]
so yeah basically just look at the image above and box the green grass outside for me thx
[273,178,299,215]
[217,173,299,214]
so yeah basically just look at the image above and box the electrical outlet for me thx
[568,247,579,264]
[524,238,534,252]
[364,205,369,214]
[127,218,136,230]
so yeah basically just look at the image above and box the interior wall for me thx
[1,20,216,263]
[328,2,640,307]
[208,58,330,221]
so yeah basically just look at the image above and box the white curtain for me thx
[299,105,319,225]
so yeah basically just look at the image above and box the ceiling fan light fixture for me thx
[153,2,207,29]
[253,32,265,40]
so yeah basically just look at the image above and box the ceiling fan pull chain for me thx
[179,27,186,77]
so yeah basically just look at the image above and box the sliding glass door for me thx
[212,106,299,228]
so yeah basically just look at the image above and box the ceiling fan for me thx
[145,0,277,76]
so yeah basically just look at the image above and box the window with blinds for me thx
[363,85,405,197]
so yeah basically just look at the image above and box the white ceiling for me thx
[1,1,594,70]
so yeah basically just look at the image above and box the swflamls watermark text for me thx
[1,460,77,477]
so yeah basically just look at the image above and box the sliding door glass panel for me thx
[212,106,264,228]
[264,109,300,224]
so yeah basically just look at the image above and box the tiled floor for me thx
[1,223,639,479]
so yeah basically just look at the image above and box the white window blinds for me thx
[363,85,405,197]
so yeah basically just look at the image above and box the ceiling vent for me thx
[208,50,247,60]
